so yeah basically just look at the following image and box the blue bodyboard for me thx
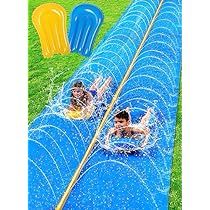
[68,4,103,56]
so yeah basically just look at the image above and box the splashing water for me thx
[98,108,160,154]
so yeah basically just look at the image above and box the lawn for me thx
[169,84,182,210]
[28,0,182,209]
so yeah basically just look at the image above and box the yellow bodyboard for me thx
[65,110,84,120]
[32,3,70,58]
[65,105,95,120]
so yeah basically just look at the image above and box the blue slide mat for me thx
[28,0,182,209]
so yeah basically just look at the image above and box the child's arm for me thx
[86,92,93,105]
[132,127,150,136]
[105,130,111,146]
[68,104,74,110]
[105,128,116,146]
[141,136,149,148]
[83,92,94,117]
[140,108,153,127]
[132,127,150,148]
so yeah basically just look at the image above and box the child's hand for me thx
[144,127,150,135]
[69,104,74,111]
[104,144,110,150]
[141,141,147,148]
[109,127,117,134]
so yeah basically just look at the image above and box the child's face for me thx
[114,117,129,130]
[72,87,84,98]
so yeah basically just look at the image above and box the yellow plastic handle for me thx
[32,3,70,58]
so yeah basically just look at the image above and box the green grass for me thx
[169,84,182,210]
[28,0,182,208]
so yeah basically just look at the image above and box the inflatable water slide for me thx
[29,0,182,209]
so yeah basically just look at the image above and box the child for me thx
[67,77,112,119]
[105,108,152,148]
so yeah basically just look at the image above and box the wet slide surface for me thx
[28,0,182,209]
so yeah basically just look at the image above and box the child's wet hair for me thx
[72,81,85,89]
[115,110,130,121]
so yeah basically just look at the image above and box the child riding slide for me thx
[65,77,112,119]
